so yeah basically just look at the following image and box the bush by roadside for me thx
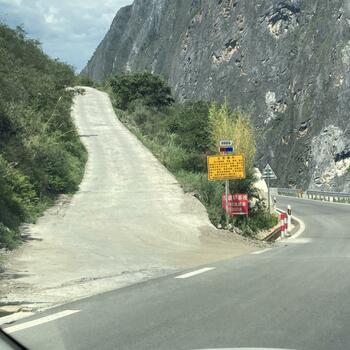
[76,74,95,87]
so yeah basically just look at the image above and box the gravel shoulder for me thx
[0,87,258,311]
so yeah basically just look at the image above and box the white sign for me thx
[219,140,233,147]
[262,163,277,179]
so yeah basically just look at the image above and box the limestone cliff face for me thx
[83,0,350,191]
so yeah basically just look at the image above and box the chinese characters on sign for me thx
[207,154,245,180]
[222,193,249,217]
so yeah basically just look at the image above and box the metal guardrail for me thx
[264,226,281,242]
[277,188,302,197]
[264,208,299,242]
[306,190,350,203]
[277,188,350,203]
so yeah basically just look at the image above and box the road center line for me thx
[4,310,80,334]
[175,267,215,279]
[251,248,272,255]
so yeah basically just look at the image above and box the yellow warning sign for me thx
[207,154,246,181]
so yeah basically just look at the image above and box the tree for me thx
[77,74,94,87]
[208,101,256,172]
[168,101,210,153]
[109,72,174,110]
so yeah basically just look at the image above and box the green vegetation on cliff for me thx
[0,24,87,249]
[110,72,174,110]
[107,73,277,234]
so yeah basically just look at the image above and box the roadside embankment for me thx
[0,88,259,313]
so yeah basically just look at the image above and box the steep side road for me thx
[0,87,256,310]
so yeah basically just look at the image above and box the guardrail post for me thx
[280,212,287,239]
[280,213,284,238]
[284,213,288,236]
[287,205,292,233]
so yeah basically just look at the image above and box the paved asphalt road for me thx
[2,196,350,350]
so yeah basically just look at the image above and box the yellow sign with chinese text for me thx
[207,154,246,180]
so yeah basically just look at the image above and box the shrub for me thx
[232,199,279,235]
[209,101,256,173]
[167,101,211,154]
[77,74,95,87]
[110,72,174,110]
[0,223,19,250]
[0,155,37,229]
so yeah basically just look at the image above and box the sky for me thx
[0,0,133,72]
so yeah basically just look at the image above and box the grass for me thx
[0,24,87,250]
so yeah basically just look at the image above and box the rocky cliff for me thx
[83,0,350,191]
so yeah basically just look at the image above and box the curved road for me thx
[2,88,350,349]
[3,196,350,350]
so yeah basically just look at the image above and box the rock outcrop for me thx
[83,0,350,191]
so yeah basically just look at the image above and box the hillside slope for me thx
[1,87,256,310]
[83,0,350,191]
[0,24,86,249]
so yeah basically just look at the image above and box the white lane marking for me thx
[288,214,305,240]
[287,238,312,244]
[4,310,80,334]
[251,248,273,255]
[193,348,296,350]
[0,312,34,326]
[175,267,215,279]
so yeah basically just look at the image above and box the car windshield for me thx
[1,1,350,350]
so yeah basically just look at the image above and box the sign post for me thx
[262,163,277,212]
[207,152,246,226]
[217,140,235,226]
[207,139,247,227]
[287,204,292,233]
[225,180,229,226]
[268,176,270,211]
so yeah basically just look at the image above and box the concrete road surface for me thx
[0,87,255,310]
[3,196,350,350]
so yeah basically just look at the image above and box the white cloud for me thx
[0,0,22,5]
[0,0,133,71]
[43,7,61,25]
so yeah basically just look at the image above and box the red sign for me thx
[222,193,249,217]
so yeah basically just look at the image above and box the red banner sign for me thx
[222,193,249,217]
